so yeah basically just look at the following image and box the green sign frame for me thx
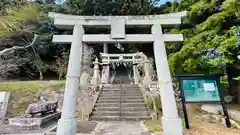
[180,76,221,103]
[174,74,231,129]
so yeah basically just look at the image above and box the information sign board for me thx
[181,79,221,102]
[174,74,231,129]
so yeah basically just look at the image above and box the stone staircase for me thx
[90,84,151,121]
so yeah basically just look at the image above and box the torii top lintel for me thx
[50,11,187,43]
[48,11,187,29]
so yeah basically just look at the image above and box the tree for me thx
[167,0,240,73]
[0,0,26,15]
[53,51,69,80]
[0,34,38,78]
[167,0,240,103]
[0,3,46,36]
[0,3,51,79]
[62,0,156,15]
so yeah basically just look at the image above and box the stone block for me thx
[201,104,222,115]
[111,17,125,39]
[228,110,240,122]
[8,112,61,129]
[25,101,58,116]
[0,91,10,121]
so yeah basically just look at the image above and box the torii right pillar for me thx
[152,24,183,135]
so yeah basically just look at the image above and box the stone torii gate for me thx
[100,52,143,84]
[49,11,186,135]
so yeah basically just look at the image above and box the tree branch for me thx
[0,34,38,56]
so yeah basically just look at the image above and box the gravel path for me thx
[93,121,145,135]
[185,127,240,135]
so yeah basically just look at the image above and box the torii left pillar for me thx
[56,25,84,135]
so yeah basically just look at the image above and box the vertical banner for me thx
[101,65,109,83]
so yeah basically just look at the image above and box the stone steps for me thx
[101,90,141,92]
[103,84,139,87]
[90,84,151,121]
[93,106,148,111]
[95,103,146,107]
[99,95,143,99]
[102,88,140,90]
[101,91,141,94]
[97,98,144,103]
[90,116,152,121]
[92,111,149,116]
[99,94,143,97]
[97,100,144,104]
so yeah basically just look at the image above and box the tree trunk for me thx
[232,80,240,104]
[227,67,240,104]
[237,81,240,104]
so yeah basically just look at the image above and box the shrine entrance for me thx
[100,52,142,84]
[110,64,131,84]
[49,11,187,135]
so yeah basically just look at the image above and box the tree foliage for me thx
[168,0,240,75]
[53,51,69,80]
[0,3,46,36]
[1,0,240,86]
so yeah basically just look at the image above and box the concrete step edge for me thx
[97,101,144,103]
[95,103,146,105]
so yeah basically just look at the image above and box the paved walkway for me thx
[92,122,147,135]
[5,121,149,135]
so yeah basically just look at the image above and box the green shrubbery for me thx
[146,92,162,117]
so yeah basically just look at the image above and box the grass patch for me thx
[144,120,162,133]
[0,80,65,118]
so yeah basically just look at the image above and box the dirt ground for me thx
[185,104,240,135]
[185,127,240,135]
[148,104,240,135]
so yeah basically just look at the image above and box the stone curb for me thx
[5,133,42,135]
[91,121,102,135]
[140,121,151,135]
[42,124,57,135]
[40,121,102,135]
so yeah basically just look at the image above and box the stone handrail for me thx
[80,85,102,120]
[138,83,155,120]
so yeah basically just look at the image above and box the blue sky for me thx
[55,0,174,5]
[55,0,65,4]
[158,0,172,4]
